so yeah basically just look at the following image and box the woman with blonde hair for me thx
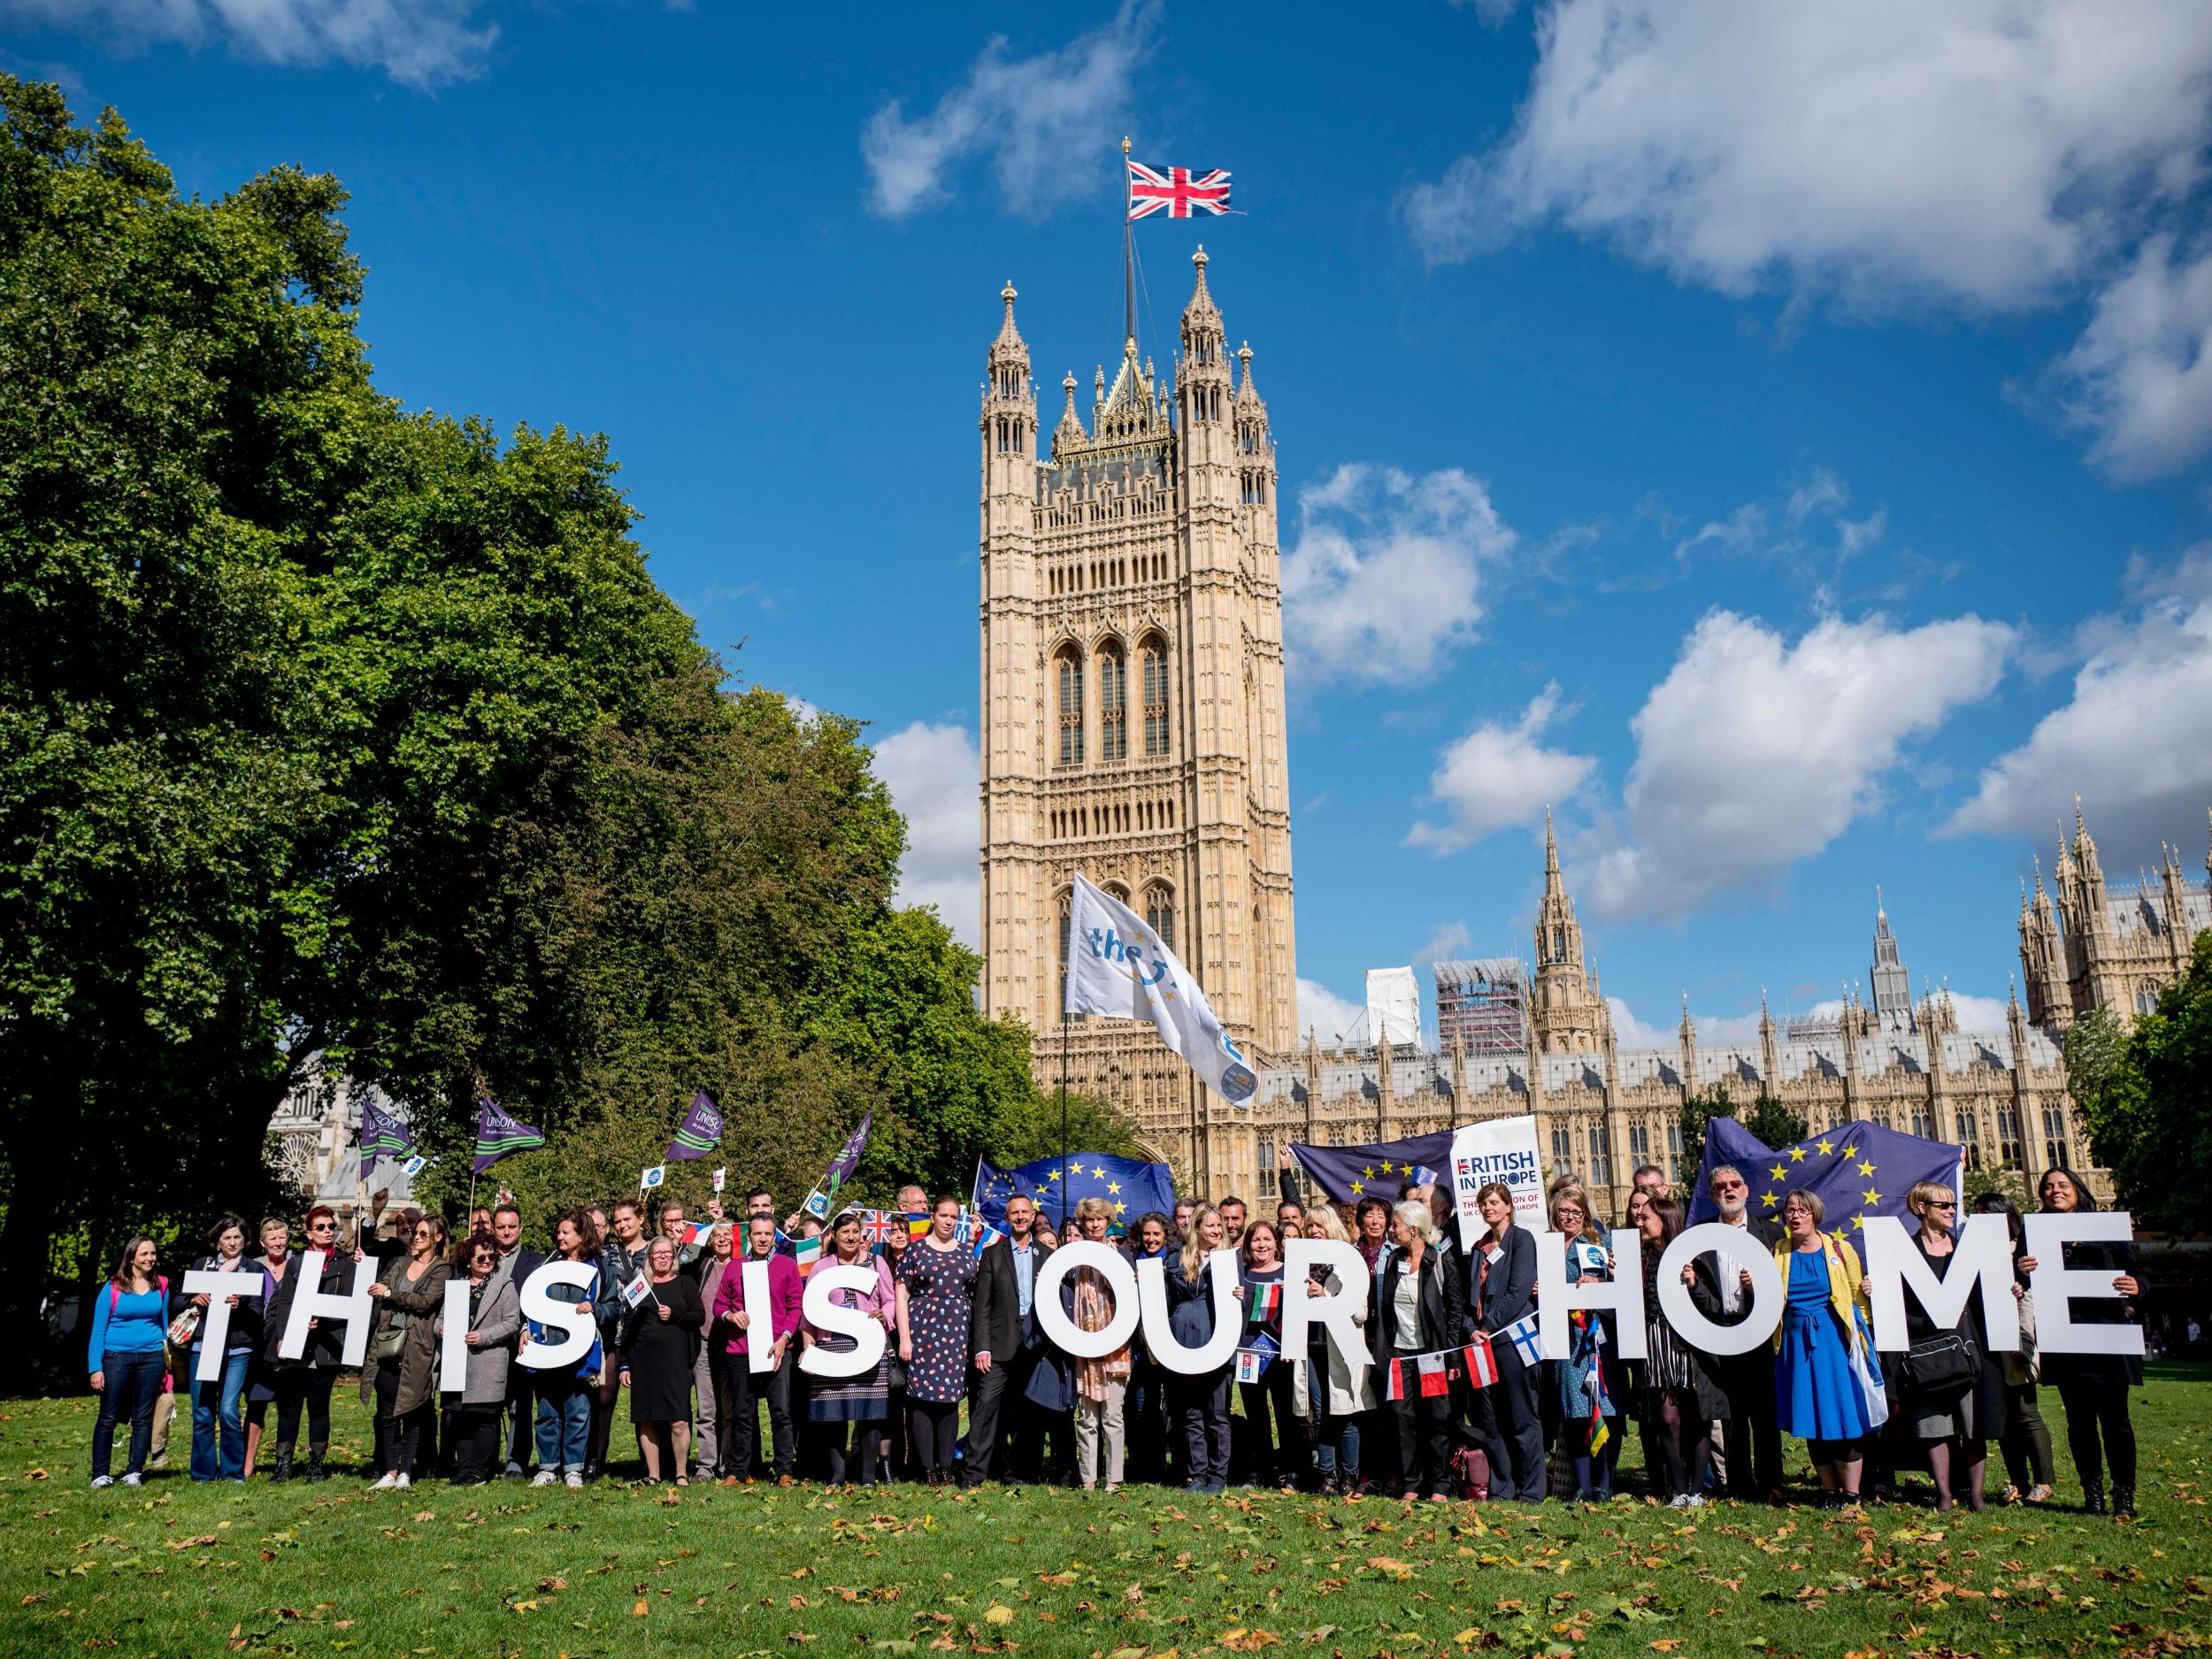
[1056,1196,1134,1490]
[1294,1208,1369,1493]
[1772,1188,1883,1509]
[1549,1185,1624,1502]
[1370,1198,1463,1500]
[1168,1203,1233,1494]
[1898,1180,2002,1511]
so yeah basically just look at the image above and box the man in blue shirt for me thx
[964,1195,1053,1487]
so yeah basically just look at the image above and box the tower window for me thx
[1141,636,1171,757]
[1145,885,1174,953]
[1099,644,1127,762]
[1056,649,1084,768]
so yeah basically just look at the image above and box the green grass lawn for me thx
[1,1365,2208,1658]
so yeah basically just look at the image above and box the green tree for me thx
[2070,934,2212,1235]
[1679,1085,1811,1176]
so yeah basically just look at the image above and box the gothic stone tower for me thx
[977,251,1297,1186]
[1530,809,1608,1053]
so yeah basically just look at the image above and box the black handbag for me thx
[1901,1329,1980,1393]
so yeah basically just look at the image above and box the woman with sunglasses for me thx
[259,1205,350,1482]
[2023,1167,2142,1518]
[1896,1181,2005,1511]
[365,1214,450,1488]
[444,1230,521,1485]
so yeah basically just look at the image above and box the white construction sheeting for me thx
[1364,965,1422,1048]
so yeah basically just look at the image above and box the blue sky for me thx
[9,0,2212,1053]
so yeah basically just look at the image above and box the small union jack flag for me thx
[859,1210,903,1247]
[1127,160,1231,219]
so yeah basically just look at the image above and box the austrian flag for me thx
[1388,1352,1454,1402]
[1127,161,1231,219]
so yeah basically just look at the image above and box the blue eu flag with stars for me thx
[1686,1118,1962,1238]
[972,1152,1177,1232]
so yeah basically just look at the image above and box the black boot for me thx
[2113,1485,2136,1520]
[2082,1480,2107,1516]
[270,1447,294,1484]
[305,1443,329,1483]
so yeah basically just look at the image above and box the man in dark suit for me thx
[964,1195,1054,1487]
[488,1204,545,1479]
[1701,1164,1785,1501]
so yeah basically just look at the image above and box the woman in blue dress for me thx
[1770,1187,1883,1509]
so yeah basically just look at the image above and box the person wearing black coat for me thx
[258,1206,353,1483]
[488,1206,544,1479]
[964,1196,1053,1486]
[1371,1200,1467,1502]
[173,1217,265,1483]
[2026,1167,2145,1518]
[1467,1183,1545,1502]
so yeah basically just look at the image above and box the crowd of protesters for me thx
[84,1160,2146,1518]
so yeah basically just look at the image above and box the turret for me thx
[1051,369,1085,458]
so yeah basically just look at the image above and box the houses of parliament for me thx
[974,253,2210,1217]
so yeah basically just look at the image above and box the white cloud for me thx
[872,720,979,947]
[1608,995,1763,1052]
[1,0,498,87]
[861,1,1156,221]
[1296,977,1367,1046]
[2056,237,2212,479]
[1945,548,2212,854]
[1281,464,1516,686]
[1406,0,2212,476]
[1587,610,2015,921]
[1407,682,1596,853]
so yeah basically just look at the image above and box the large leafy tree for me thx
[2070,934,2212,1236]
[0,81,1079,1370]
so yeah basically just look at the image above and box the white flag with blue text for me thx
[1063,873,1258,1106]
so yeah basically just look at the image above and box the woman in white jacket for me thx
[1291,1209,1373,1494]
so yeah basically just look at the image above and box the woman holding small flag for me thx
[803,1210,895,1487]
[2024,1167,2142,1518]
[1371,1199,1466,1502]
[1771,1188,1883,1509]
[526,1210,603,1490]
[619,1237,706,1484]
[1292,1208,1371,1495]
[1551,1185,1626,1504]
[1233,1220,1302,1490]
[895,1196,979,1487]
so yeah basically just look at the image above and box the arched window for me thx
[1098,642,1127,762]
[1144,884,1174,952]
[1140,636,1170,757]
[1056,649,1084,768]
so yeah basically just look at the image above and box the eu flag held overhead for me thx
[972,1151,1176,1231]
[1686,1118,1962,1237]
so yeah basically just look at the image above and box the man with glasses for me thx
[1704,1164,1784,1502]
[488,1204,541,1479]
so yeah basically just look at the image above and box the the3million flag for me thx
[1064,874,1257,1105]
[665,1089,723,1163]
[472,1096,545,1173]
[358,1100,416,1168]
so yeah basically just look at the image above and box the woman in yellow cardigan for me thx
[1770,1189,1885,1509]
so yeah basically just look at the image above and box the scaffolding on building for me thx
[1433,958,1529,1055]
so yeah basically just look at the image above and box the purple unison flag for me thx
[472,1096,546,1174]
[801,1111,872,1217]
[1686,1117,1961,1236]
[1287,1131,1455,1204]
[665,1088,723,1162]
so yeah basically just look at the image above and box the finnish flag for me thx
[1064,874,1257,1106]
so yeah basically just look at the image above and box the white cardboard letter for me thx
[438,1278,474,1392]
[181,1270,264,1382]
[1033,1241,1141,1359]
[1281,1238,1371,1379]
[517,1260,598,1371]
[2024,1212,2145,1358]
[1654,1224,1785,1357]
[277,1250,379,1367]
[1134,1251,1240,1375]
[740,1259,778,1373]
[1536,1228,1647,1360]
[1863,1214,2021,1354]
[798,1263,887,1379]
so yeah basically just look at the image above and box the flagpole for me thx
[1120,135,1134,351]
[1059,1017,1071,1232]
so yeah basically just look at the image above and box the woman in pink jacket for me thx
[710,1215,803,1484]
[802,1210,897,1486]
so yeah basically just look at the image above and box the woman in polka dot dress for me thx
[895,1196,979,1486]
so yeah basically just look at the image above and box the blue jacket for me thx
[88,1281,169,1372]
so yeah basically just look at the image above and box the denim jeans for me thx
[535,1374,592,1474]
[1307,1346,1361,1479]
[93,1350,168,1479]
[189,1349,250,1481]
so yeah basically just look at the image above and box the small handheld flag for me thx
[711,1167,726,1193]
[640,1164,666,1192]
[401,1156,427,1178]
[665,1088,723,1163]
[1462,1333,1500,1389]
[495,1188,513,1205]
[1246,1279,1284,1325]
[1498,1311,1544,1366]
[1234,1333,1279,1384]
[619,1271,654,1310]
[790,1235,824,1278]
[860,1210,904,1248]
[472,1097,545,1174]
[1408,1163,1440,1187]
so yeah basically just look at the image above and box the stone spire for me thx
[1677,992,1697,1103]
[1759,987,1781,1089]
[1532,807,1604,1054]
[988,280,1026,379]
[1235,341,1258,403]
[1051,369,1085,456]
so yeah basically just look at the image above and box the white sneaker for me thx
[565,1472,583,1490]
[1667,1493,1692,1508]
[120,1472,142,1488]
[371,1472,398,1490]
[394,1473,411,1489]
[90,1475,113,1490]
[1682,1493,1707,1509]
[531,1471,557,1487]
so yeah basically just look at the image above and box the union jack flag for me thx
[859,1210,903,1247]
[1127,161,1231,219]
